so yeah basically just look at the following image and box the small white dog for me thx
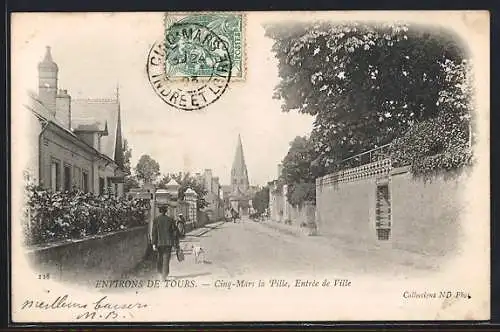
[191,244,206,264]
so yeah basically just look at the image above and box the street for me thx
[128,217,438,282]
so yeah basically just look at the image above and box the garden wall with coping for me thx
[316,162,468,258]
[25,225,148,286]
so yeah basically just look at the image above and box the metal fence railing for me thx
[335,143,392,170]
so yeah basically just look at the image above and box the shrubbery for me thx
[389,112,473,178]
[286,182,316,208]
[24,185,150,246]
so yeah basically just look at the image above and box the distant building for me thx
[202,169,223,219]
[227,134,254,215]
[268,163,290,222]
[24,46,127,196]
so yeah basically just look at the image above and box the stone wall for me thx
[25,225,148,287]
[316,162,467,257]
[316,176,378,244]
[390,169,466,257]
[289,201,316,229]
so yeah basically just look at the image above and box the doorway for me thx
[375,182,391,241]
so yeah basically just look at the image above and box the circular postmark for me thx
[147,22,232,111]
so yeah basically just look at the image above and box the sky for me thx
[12,13,314,186]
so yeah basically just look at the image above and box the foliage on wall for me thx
[24,185,149,246]
[389,59,474,177]
[389,113,473,177]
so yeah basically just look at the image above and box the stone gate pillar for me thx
[184,188,197,228]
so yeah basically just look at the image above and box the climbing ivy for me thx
[389,59,474,177]
[389,112,473,178]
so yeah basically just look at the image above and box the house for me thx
[24,46,127,196]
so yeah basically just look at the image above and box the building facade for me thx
[201,169,223,220]
[24,46,127,196]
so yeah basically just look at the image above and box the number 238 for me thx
[38,273,50,280]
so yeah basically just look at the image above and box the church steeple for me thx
[231,134,249,193]
[114,84,124,168]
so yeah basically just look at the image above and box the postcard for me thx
[10,11,490,323]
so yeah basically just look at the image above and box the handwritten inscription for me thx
[20,294,148,320]
[22,277,353,320]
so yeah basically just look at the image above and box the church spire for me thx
[115,82,120,101]
[114,84,124,168]
[231,133,249,193]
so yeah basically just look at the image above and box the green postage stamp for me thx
[163,12,245,80]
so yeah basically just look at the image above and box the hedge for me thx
[23,185,150,246]
[389,112,473,178]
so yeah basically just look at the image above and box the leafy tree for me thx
[121,139,136,193]
[287,182,316,207]
[124,175,140,192]
[123,139,132,175]
[281,136,323,206]
[156,174,172,189]
[135,155,160,184]
[252,186,270,214]
[282,136,322,183]
[266,22,470,172]
[170,172,209,210]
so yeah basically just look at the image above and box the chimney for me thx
[38,46,58,113]
[277,164,283,179]
[213,176,220,194]
[204,169,213,193]
[56,89,71,130]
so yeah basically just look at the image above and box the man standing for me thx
[177,213,186,238]
[152,204,180,279]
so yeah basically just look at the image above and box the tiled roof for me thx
[26,92,114,161]
[71,98,120,161]
[26,91,69,132]
[73,123,104,132]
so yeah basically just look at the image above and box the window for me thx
[106,178,113,195]
[82,170,89,193]
[50,159,61,192]
[63,164,72,191]
[375,183,391,241]
[114,183,119,197]
[73,166,81,190]
[97,135,102,152]
[99,177,105,195]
